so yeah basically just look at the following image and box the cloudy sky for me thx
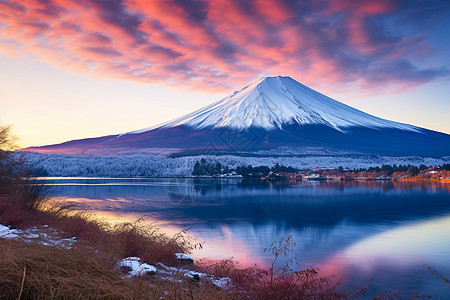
[1,0,449,147]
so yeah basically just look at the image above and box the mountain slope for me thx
[24,76,450,157]
[128,76,418,133]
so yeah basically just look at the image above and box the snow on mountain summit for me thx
[130,76,418,134]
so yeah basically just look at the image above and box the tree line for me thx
[194,159,450,177]
[193,159,298,176]
[343,164,432,176]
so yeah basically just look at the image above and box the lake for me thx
[44,177,450,298]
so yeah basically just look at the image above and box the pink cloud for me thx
[254,0,296,24]
[0,0,447,94]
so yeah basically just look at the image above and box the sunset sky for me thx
[1,0,449,147]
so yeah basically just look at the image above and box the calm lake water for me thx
[44,177,450,298]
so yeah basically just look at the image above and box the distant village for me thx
[193,159,450,182]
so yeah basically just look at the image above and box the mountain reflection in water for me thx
[45,178,450,298]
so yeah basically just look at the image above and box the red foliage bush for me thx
[196,258,367,299]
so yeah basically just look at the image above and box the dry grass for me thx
[147,276,236,300]
[0,239,154,299]
[0,239,236,300]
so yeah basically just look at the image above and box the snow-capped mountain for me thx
[129,76,417,133]
[24,76,450,157]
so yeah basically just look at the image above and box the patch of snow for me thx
[0,223,77,249]
[119,257,156,277]
[153,262,233,288]
[22,233,40,239]
[212,277,232,289]
[0,224,20,239]
[175,253,194,261]
[124,257,140,261]
[60,237,76,243]
[185,270,208,279]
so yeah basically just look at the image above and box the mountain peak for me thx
[254,75,288,82]
[246,75,294,90]
[128,76,417,134]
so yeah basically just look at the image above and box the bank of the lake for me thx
[0,181,358,299]
[40,177,450,299]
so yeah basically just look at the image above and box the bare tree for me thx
[0,125,18,151]
[0,125,21,192]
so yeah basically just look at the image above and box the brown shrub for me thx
[0,194,56,228]
[110,222,192,265]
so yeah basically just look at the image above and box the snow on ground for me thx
[0,224,20,239]
[118,257,233,289]
[0,224,77,248]
[212,277,233,289]
[119,257,157,277]
[175,253,194,261]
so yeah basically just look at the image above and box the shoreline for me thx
[33,175,450,182]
